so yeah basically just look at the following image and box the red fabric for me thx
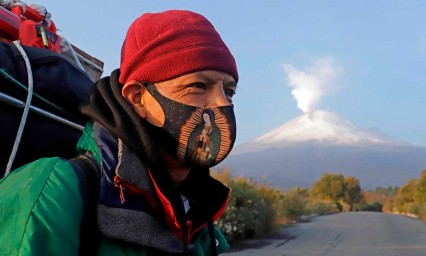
[113,175,161,211]
[119,10,238,84]
[19,20,60,53]
[147,168,184,240]
[0,6,20,41]
[147,168,230,242]
[24,6,46,23]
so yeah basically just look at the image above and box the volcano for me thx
[217,110,426,189]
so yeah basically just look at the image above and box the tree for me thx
[394,179,417,213]
[344,176,363,207]
[311,173,345,202]
[411,170,426,219]
[414,170,426,204]
[373,186,399,197]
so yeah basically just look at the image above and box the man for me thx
[0,10,238,255]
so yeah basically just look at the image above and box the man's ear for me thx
[122,80,147,118]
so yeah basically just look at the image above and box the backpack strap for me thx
[68,153,101,256]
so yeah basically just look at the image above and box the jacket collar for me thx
[90,121,230,252]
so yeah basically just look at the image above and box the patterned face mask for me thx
[143,83,236,168]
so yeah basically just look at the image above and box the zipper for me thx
[113,175,126,204]
[113,175,160,211]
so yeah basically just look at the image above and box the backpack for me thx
[0,41,93,175]
[1,5,102,254]
[0,40,102,253]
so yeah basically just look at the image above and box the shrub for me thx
[354,202,383,212]
[213,170,279,243]
[306,199,337,215]
[280,188,307,223]
[417,203,426,220]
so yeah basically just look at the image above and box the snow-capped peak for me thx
[255,110,407,146]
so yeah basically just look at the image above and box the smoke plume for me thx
[284,57,343,113]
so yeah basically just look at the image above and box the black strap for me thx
[182,220,188,256]
[68,154,101,256]
[208,220,218,256]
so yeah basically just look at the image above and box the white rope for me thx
[75,52,104,73]
[4,41,34,176]
[59,35,104,74]
[60,35,85,71]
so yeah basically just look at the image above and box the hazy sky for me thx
[36,0,426,146]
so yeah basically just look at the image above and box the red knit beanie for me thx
[119,10,238,84]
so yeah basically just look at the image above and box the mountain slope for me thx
[233,110,407,155]
[218,110,426,189]
[256,110,405,145]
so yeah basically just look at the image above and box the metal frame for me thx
[0,91,84,131]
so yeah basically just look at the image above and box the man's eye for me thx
[191,83,207,89]
[224,88,236,97]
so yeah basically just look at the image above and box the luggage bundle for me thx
[1,1,60,52]
[0,2,103,175]
[1,1,104,82]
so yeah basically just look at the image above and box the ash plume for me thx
[284,57,343,113]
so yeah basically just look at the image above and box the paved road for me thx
[223,212,426,256]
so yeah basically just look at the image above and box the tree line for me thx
[213,168,426,243]
[212,170,363,243]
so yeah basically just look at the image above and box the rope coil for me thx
[4,40,33,176]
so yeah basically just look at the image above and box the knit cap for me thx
[119,10,238,84]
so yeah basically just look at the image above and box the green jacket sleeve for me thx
[0,157,83,256]
[192,226,230,256]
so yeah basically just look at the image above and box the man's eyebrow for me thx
[195,72,237,88]
[224,81,237,88]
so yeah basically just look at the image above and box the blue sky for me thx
[36,0,426,146]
